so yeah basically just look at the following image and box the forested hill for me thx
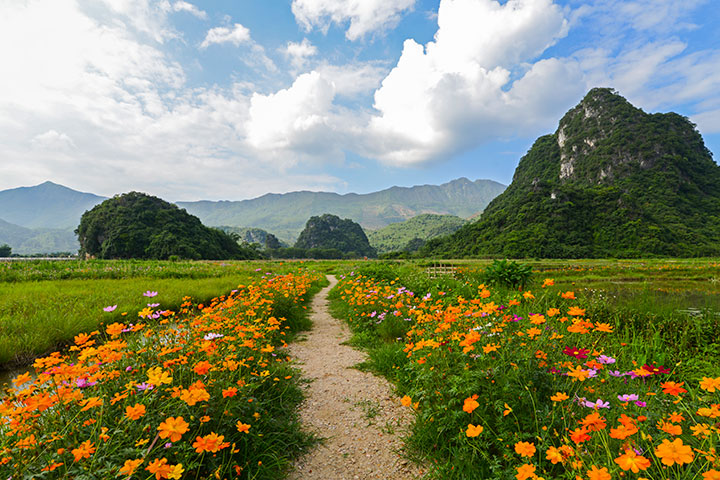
[177,178,505,240]
[424,88,720,258]
[367,214,466,253]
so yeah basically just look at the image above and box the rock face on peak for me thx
[424,88,720,258]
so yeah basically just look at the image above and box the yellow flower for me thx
[147,367,172,386]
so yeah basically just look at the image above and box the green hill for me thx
[367,214,466,253]
[424,88,720,258]
[76,192,259,260]
[0,181,105,229]
[295,214,376,258]
[178,178,505,240]
[0,218,78,255]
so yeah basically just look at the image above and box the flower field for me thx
[0,268,322,479]
[331,267,720,479]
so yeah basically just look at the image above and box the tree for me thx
[0,244,11,257]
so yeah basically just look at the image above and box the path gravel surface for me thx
[288,275,424,480]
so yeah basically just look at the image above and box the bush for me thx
[482,259,532,289]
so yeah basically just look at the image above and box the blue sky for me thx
[0,0,718,200]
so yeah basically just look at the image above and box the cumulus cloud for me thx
[284,38,318,69]
[172,1,207,19]
[291,0,416,40]
[364,0,579,165]
[31,130,77,151]
[200,23,251,49]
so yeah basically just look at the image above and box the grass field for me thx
[0,260,325,369]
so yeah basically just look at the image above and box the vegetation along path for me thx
[289,275,423,480]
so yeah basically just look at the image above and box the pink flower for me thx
[143,291,158,297]
[103,305,117,312]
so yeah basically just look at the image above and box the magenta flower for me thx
[596,355,616,364]
[583,398,610,409]
[143,291,158,297]
[147,303,160,308]
[563,347,589,359]
[75,378,97,388]
[617,394,639,402]
[103,305,117,312]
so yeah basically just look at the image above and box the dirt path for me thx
[288,275,423,480]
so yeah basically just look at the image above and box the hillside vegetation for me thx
[367,214,466,253]
[424,88,720,258]
[76,192,259,260]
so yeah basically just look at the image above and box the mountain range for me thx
[0,178,505,254]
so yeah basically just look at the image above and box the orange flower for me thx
[587,466,611,480]
[609,423,638,440]
[581,411,606,432]
[567,306,585,316]
[125,403,146,421]
[401,395,412,407]
[105,322,125,336]
[463,395,480,413]
[119,459,143,476]
[71,440,95,462]
[514,441,536,457]
[701,377,720,392]
[157,416,190,442]
[654,438,694,466]
[661,381,687,396]
[658,420,682,436]
[567,365,589,381]
[466,424,483,437]
[570,427,590,444]
[515,463,536,480]
[222,387,238,398]
[546,446,564,464]
[146,458,172,479]
[482,343,500,353]
[593,323,613,333]
[704,470,720,480]
[542,278,554,287]
[193,360,212,375]
[547,308,560,317]
[147,367,172,386]
[523,291,535,299]
[80,397,103,411]
[237,422,251,434]
[550,392,568,402]
[668,412,685,423]
[561,291,576,299]
[614,449,651,472]
[193,432,228,453]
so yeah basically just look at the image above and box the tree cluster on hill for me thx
[76,192,261,260]
[267,214,376,259]
[0,244,11,257]
[423,88,720,259]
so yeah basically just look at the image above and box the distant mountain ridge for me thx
[177,178,506,240]
[0,178,506,253]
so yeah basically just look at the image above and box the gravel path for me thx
[288,275,424,480]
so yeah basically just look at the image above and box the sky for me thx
[0,0,719,201]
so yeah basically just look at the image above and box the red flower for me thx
[643,363,670,375]
[563,347,589,359]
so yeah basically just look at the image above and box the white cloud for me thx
[315,62,387,98]
[246,72,342,160]
[291,0,416,40]
[364,0,577,165]
[200,23,251,49]
[172,1,207,19]
[31,130,77,151]
[284,38,317,69]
